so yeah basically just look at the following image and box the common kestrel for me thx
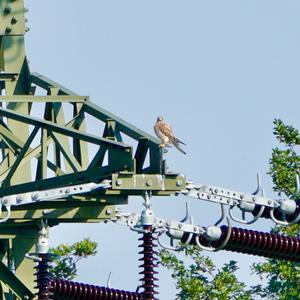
[154,116,186,154]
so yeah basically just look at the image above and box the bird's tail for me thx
[176,138,186,145]
[173,142,187,155]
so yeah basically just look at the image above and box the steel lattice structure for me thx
[0,2,299,300]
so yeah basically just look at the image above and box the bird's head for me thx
[157,116,164,122]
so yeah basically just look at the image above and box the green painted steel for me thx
[0,1,186,299]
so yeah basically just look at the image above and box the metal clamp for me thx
[0,202,11,223]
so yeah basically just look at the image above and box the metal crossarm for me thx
[0,181,112,223]
[181,181,300,226]
[182,182,279,208]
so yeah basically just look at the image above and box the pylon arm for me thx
[0,181,111,222]
[180,182,298,225]
[181,182,279,208]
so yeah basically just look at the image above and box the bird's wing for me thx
[156,121,187,154]
[172,141,187,155]
[157,122,176,139]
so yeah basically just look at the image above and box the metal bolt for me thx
[178,224,182,229]
[106,208,113,215]
[252,197,256,202]
[268,200,272,205]
[65,189,71,194]
[4,7,11,15]
[16,196,23,204]
[32,194,39,201]
[11,17,17,25]
[146,180,152,187]
[214,188,218,193]
[227,199,231,204]
[176,180,183,187]
[207,195,211,199]
[25,27,30,32]
[116,179,123,186]
[5,27,12,34]
[166,221,171,226]
[240,194,245,200]
[2,198,8,205]
[194,227,198,232]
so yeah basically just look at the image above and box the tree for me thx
[50,238,97,280]
[251,119,300,300]
[160,246,251,300]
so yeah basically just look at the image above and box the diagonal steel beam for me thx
[0,114,81,181]
[50,131,82,172]
[0,107,130,150]
[83,101,160,145]
[0,261,34,300]
[88,146,107,169]
[31,72,78,95]
[2,127,39,187]
[0,119,25,150]
[73,103,89,168]
[0,95,88,102]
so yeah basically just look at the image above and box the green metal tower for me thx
[0,1,185,298]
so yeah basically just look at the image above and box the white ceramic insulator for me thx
[206,226,222,241]
[280,200,297,215]
[141,209,155,225]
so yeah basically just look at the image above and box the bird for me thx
[154,116,186,154]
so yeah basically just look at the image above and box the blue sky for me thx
[25,1,300,298]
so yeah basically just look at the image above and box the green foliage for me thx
[251,119,300,300]
[273,119,300,146]
[251,259,300,300]
[269,147,300,197]
[269,118,300,198]
[50,238,97,280]
[159,246,251,300]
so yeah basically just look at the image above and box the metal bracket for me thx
[181,178,300,226]
[112,174,186,191]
